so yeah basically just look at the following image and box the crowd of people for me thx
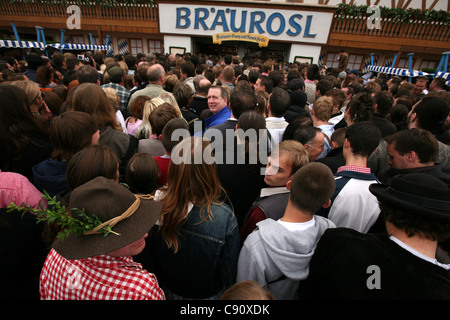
[0,47,449,300]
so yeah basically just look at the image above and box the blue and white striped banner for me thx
[118,38,128,55]
[0,40,45,49]
[48,43,110,51]
[367,65,450,85]
[105,37,114,56]
[318,51,326,67]
[366,65,430,77]
[435,71,450,85]
[363,56,377,73]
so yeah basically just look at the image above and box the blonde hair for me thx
[273,140,309,175]
[11,80,40,105]
[312,96,334,122]
[159,92,183,118]
[102,87,120,111]
[136,97,166,139]
[158,137,226,253]
[220,281,275,300]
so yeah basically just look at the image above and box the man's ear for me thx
[286,179,292,191]
[322,199,332,209]
[406,151,418,163]
[343,138,350,149]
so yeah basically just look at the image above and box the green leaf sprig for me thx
[7,191,119,240]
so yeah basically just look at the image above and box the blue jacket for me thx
[143,202,240,299]
[204,106,231,130]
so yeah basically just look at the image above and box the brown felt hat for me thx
[52,176,161,260]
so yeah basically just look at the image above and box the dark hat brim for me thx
[53,196,161,260]
[369,183,450,223]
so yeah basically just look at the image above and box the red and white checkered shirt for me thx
[337,165,371,174]
[39,249,165,300]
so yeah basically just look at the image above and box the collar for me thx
[260,186,289,198]
[337,165,371,174]
[265,117,286,122]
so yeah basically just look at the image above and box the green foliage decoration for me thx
[7,0,155,7]
[336,3,450,25]
[7,191,119,240]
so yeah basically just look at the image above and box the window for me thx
[396,58,416,69]
[420,60,438,70]
[347,54,364,70]
[325,53,366,71]
[71,35,84,44]
[148,40,162,54]
[129,38,143,56]
[324,52,339,68]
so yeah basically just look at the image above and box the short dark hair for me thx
[248,69,260,84]
[149,103,179,136]
[346,92,376,123]
[292,126,320,145]
[345,121,381,157]
[269,88,290,117]
[316,78,333,96]
[432,77,446,89]
[413,96,449,135]
[385,128,439,164]
[229,85,257,119]
[259,75,273,94]
[289,162,335,213]
[269,70,284,88]
[76,65,99,84]
[125,153,160,194]
[161,118,190,153]
[375,91,394,115]
[180,61,195,78]
[51,52,65,68]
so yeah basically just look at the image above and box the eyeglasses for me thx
[307,142,325,150]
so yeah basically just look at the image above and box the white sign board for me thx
[159,3,333,45]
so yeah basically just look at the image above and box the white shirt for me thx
[277,217,316,232]
[390,236,450,270]
[265,117,288,151]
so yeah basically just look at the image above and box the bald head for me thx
[196,78,212,96]
[147,63,165,83]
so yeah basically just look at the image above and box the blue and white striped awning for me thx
[48,43,111,51]
[0,39,45,49]
[366,65,431,78]
[434,71,450,85]
[367,65,450,85]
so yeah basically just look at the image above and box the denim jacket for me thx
[144,202,240,299]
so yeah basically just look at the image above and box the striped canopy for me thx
[47,43,110,51]
[0,40,45,49]
[367,65,450,85]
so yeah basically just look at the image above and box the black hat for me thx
[369,173,450,223]
[25,54,43,70]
